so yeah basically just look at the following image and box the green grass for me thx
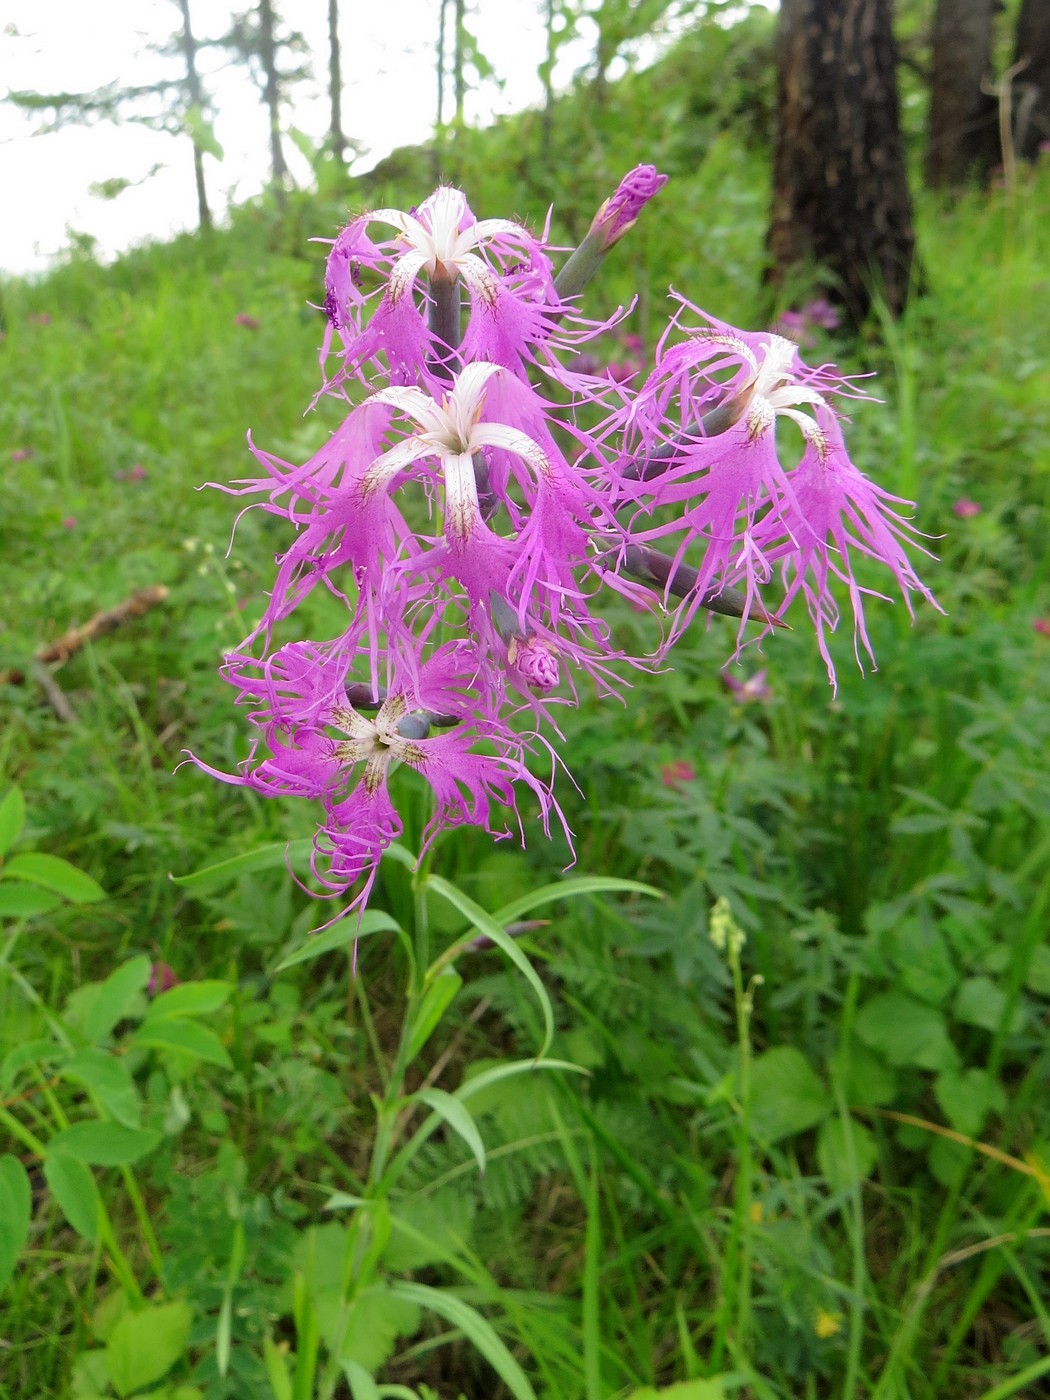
[2,34,1050,1399]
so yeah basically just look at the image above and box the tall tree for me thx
[327,0,347,167]
[176,0,212,229]
[925,0,999,188]
[767,0,916,327]
[7,0,220,233]
[1013,0,1050,159]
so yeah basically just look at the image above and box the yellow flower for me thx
[814,1308,842,1339]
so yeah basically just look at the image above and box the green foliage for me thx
[2,19,1050,1399]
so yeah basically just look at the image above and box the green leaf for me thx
[61,1049,142,1129]
[49,1123,160,1167]
[387,1281,537,1400]
[426,874,553,1056]
[84,956,152,1044]
[413,1088,486,1175]
[0,786,26,855]
[954,976,1024,1033]
[0,881,63,918]
[491,875,663,927]
[274,908,403,972]
[1,1038,64,1092]
[105,1300,193,1396]
[0,1153,32,1291]
[169,838,314,894]
[262,1333,293,1400]
[832,1042,897,1108]
[43,1153,100,1241]
[405,968,462,1063]
[134,1018,232,1069]
[816,1117,878,1190]
[3,852,106,903]
[934,1066,1006,1138]
[337,1285,420,1373]
[145,980,231,1019]
[341,1361,381,1400]
[1026,944,1050,997]
[854,993,958,1073]
[624,1380,726,1400]
[748,1046,829,1144]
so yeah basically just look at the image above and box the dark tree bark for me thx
[176,0,212,230]
[258,0,289,201]
[925,0,999,187]
[327,0,347,167]
[453,0,466,127]
[1013,0,1050,159]
[768,0,916,327]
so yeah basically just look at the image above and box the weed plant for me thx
[1,34,1049,1400]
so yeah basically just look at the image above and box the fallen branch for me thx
[0,584,170,686]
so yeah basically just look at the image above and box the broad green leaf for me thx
[426,874,553,1056]
[62,1049,142,1129]
[274,908,403,972]
[105,1300,193,1396]
[383,1190,476,1273]
[934,1066,1006,1138]
[832,1042,897,1109]
[43,1153,100,1242]
[145,980,231,1019]
[0,1153,32,1291]
[134,1018,232,1069]
[169,839,313,894]
[624,1380,726,1399]
[0,786,26,855]
[3,852,105,903]
[816,1117,878,1191]
[387,1281,537,1400]
[405,968,462,1063]
[337,1285,420,1373]
[748,1047,829,1144]
[954,976,1025,1034]
[83,956,152,1044]
[1,1038,63,1092]
[492,874,663,927]
[49,1123,160,1167]
[854,992,958,1074]
[414,1088,486,1175]
[0,881,63,918]
[1025,944,1050,997]
[381,843,418,871]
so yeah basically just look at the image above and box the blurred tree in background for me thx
[925,0,999,187]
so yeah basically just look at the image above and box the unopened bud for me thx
[590,165,668,251]
[508,635,560,691]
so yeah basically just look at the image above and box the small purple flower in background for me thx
[28,312,52,326]
[61,516,77,529]
[114,463,149,483]
[148,962,179,996]
[661,759,696,788]
[11,447,35,462]
[1034,618,1050,638]
[234,313,261,330]
[723,668,773,704]
[953,498,981,518]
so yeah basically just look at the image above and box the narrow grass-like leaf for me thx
[492,875,663,927]
[169,838,314,893]
[274,908,403,972]
[414,1088,486,1175]
[404,968,462,1064]
[387,1280,538,1400]
[426,874,553,1056]
[583,1157,603,1400]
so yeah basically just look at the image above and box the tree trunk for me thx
[1014,0,1050,159]
[453,0,466,128]
[768,0,916,327]
[258,0,288,202]
[327,0,346,167]
[925,0,999,187]
[177,0,212,231]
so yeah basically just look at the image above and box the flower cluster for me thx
[195,169,935,917]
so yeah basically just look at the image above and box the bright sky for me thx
[0,0,583,276]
